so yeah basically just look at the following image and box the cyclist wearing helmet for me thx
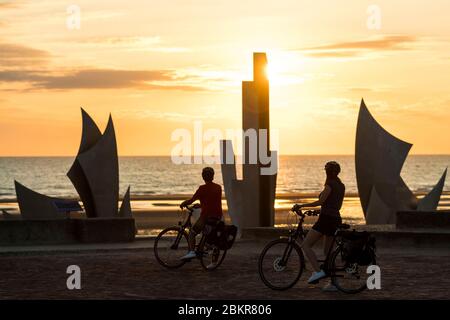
[179,167,223,262]
[293,161,345,290]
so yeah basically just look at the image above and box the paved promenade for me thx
[0,239,449,299]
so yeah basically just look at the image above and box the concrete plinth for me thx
[396,211,450,229]
[74,218,136,243]
[0,218,136,246]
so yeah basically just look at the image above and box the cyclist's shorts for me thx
[312,214,342,236]
[192,216,221,234]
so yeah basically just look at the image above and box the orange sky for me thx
[1,0,450,156]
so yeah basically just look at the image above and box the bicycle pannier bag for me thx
[340,231,375,265]
[205,220,224,245]
[215,224,237,250]
[357,236,376,265]
[223,225,237,250]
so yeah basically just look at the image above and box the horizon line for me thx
[1,153,450,158]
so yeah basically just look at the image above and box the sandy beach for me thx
[1,193,449,235]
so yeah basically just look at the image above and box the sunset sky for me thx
[1,0,450,156]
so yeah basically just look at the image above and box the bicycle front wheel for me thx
[154,227,189,269]
[329,246,376,294]
[258,238,305,290]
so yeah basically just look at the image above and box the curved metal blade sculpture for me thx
[68,109,120,218]
[356,99,447,224]
[15,181,64,220]
[15,108,132,219]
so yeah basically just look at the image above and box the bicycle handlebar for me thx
[292,207,320,217]
[182,203,201,213]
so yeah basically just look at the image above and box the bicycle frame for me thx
[280,209,344,274]
[169,208,193,250]
[279,215,305,266]
[174,206,209,253]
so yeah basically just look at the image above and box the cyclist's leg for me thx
[189,216,206,251]
[322,216,341,258]
[323,236,335,257]
[321,235,339,291]
[301,229,323,272]
[208,218,221,263]
[198,217,218,250]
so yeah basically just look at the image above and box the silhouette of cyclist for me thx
[179,167,223,262]
[293,161,345,291]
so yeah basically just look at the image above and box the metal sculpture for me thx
[221,53,277,231]
[68,110,119,218]
[15,108,131,219]
[356,99,446,224]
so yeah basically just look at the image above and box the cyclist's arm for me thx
[299,185,331,208]
[180,188,201,208]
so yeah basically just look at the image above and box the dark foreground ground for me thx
[0,239,449,300]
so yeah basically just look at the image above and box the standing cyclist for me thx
[293,161,345,291]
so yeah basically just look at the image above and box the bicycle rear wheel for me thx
[329,246,376,294]
[154,227,189,269]
[258,238,305,290]
[200,243,227,271]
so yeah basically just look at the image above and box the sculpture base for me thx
[396,211,450,229]
[0,218,136,245]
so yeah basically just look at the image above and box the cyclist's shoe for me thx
[308,270,326,284]
[206,262,217,270]
[180,251,197,260]
[321,281,338,292]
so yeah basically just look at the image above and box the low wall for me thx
[396,211,450,229]
[241,226,450,248]
[0,218,136,246]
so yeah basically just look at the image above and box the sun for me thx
[263,51,306,86]
[264,64,272,81]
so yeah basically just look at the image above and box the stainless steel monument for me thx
[15,108,132,219]
[220,53,277,231]
[356,99,447,224]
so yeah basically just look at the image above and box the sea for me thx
[1,155,449,226]
[0,155,449,200]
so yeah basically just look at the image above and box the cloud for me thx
[305,50,360,58]
[0,1,21,9]
[348,87,373,93]
[299,35,418,59]
[0,43,50,66]
[397,97,450,118]
[347,87,396,94]
[0,43,49,58]
[0,41,221,92]
[114,105,228,122]
[306,35,416,51]
[68,36,191,53]
[0,68,208,91]
[77,36,161,45]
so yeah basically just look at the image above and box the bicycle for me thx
[154,204,227,271]
[258,207,376,293]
